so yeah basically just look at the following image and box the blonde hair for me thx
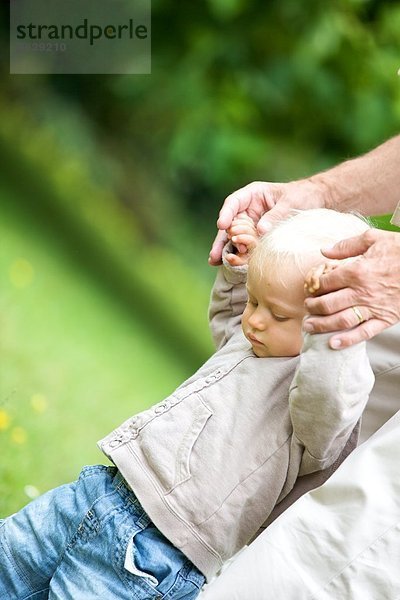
[249,209,371,285]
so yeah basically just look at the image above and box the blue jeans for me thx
[0,465,205,599]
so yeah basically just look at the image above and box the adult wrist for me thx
[309,171,359,212]
[292,175,332,210]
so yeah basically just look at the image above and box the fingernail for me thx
[303,321,313,332]
[321,245,335,255]
[330,338,342,349]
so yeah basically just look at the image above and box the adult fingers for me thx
[209,229,228,265]
[304,305,371,334]
[216,186,257,230]
[305,287,356,316]
[257,202,294,234]
[328,318,388,349]
[216,194,243,230]
[321,230,378,260]
[217,182,275,230]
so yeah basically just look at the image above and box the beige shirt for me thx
[98,255,374,581]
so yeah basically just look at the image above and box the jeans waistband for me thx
[111,468,151,529]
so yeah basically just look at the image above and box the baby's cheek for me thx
[294,336,303,354]
[288,326,304,355]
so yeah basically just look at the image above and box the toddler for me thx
[0,209,374,600]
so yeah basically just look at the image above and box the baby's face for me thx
[242,265,307,358]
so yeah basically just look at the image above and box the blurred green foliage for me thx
[0,0,399,514]
[1,185,198,511]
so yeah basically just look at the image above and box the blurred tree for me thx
[2,0,400,239]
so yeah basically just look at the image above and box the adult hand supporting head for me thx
[208,178,328,265]
[304,229,400,348]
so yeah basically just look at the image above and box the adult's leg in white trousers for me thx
[201,411,400,600]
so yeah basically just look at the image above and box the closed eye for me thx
[272,314,290,322]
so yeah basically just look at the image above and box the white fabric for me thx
[390,201,400,226]
[360,323,400,442]
[201,410,400,599]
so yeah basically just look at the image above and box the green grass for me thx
[370,214,400,232]
[0,185,207,515]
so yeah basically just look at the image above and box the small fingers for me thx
[304,261,344,296]
[234,212,255,224]
[229,223,257,237]
[304,264,326,295]
[231,233,258,250]
[236,243,247,254]
[229,218,258,239]
[307,260,364,298]
[225,253,247,267]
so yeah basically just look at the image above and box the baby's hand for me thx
[304,261,340,295]
[225,213,259,266]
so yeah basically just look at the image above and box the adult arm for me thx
[314,134,400,217]
[209,134,400,265]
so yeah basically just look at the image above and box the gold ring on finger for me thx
[351,305,364,325]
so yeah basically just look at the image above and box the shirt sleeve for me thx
[289,329,375,476]
[208,243,248,350]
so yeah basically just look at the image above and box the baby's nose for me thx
[248,310,268,330]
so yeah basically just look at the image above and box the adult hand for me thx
[209,135,400,265]
[209,179,327,265]
[304,229,400,348]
